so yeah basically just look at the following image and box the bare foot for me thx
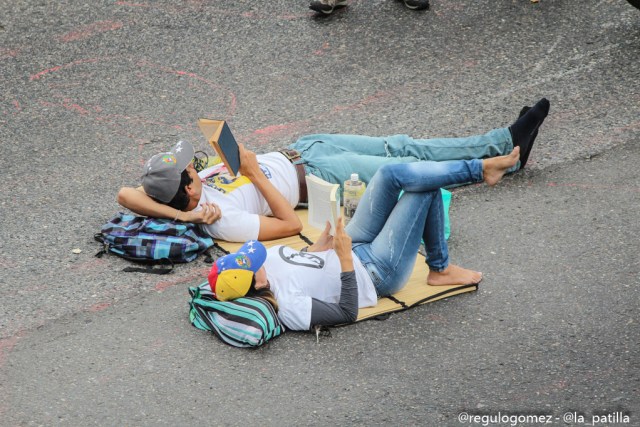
[483,147,520,186]
[427,264,483,286]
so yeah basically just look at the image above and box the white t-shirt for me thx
[195,152,299,241]
[265,245,377,331]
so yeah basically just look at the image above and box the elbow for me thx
[292,218,303,234]
[346,310,358,324]
[340,303,358,324]
[116,188,127,206]
[258,216,304,241]
[283,218,303,236]
[117,187,135,208]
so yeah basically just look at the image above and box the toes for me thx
[512,146,521,157]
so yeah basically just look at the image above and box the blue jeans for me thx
[347,159,483,297]
[289,128,515,188]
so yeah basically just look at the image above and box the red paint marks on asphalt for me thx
[32,65,64,80]
[0,48,20,60]
[69,257,108,272]
[88,302,112,312]
[95,112,186,130]
[314,42,330,55]
[254,123,305,136]
[0,335,20,368]
[426,314,447,323]
[31,57,218,133]
[46,80,86,90]
[40,98,91,115]
[30,57,105,81]
[136,59,237,117]
[154,281,179,293]
[150,338,165,350]
[154,267,209,292]
[0,257,18,269]
[137,139,149,165]
[12,100,21,112]
[246,87,404,145]
[30,57,413,151]
[57,20,123,43]
[333,90,394,112]
[507,367,616,404]
[64,101,90,115]
[23,284,48,293]
[615,119,640,132]
[249,120,312,145]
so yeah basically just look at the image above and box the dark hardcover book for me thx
[197,118,241,176]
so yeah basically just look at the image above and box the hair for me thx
[166,169,193,211]
[246,276,279,312]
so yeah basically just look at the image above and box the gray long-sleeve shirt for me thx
[309,271,359,327]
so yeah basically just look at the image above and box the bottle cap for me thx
[350,173,359,182]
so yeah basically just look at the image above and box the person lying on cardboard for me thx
[117,99,549,242]
[203,147,520,330]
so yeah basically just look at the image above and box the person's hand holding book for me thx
[307,222,334,252]
[237,143,262,180]
[333,217,354,273]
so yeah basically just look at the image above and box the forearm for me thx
[250,174,301,230]
[339,254,354,272]
[117,187,183,220]
[309,271,359,326]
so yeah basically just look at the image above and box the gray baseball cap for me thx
[142,140,195,203]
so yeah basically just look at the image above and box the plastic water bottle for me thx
[343,173,366,225]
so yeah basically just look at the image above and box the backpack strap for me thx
[122,258,174,274]
[298,232,314,246]
[212,241,230,255]
[93,233,108,258]
[201,247,214,264]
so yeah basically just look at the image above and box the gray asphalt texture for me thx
[1,0,638,425]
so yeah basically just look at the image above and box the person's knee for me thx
[376,164,395,181]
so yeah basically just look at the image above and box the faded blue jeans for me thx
[347,159,483,297]
[289,128,515,189]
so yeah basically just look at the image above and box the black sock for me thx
[517,106,537,169]
[509,98,550,167]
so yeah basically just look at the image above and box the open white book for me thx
[305,174,341,235]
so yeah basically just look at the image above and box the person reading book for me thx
[117,99,549,242]
[204,148,520,330]
[118,140,303,242]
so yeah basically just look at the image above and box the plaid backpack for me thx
[189,282,285,348]
[95,212,214,274]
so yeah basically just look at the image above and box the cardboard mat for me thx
[215,210,478,322]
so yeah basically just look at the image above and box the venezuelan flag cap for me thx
[208,240,267,301]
